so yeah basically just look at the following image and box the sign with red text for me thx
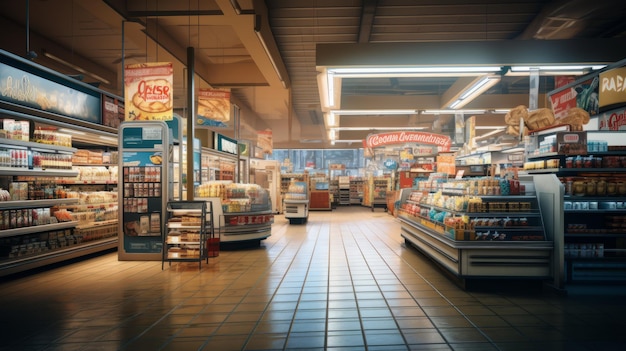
[124,62,173,121]
[550,77,599,119]
[365,131,451,151]
[599,107,626,130]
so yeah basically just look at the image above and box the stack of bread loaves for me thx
[504,105,590,136]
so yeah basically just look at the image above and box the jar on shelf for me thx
[573,179,585,196]
[596,179,607,196]
[607,181,617,196]
[585,179,597,196]
[563,177,573,196]
[618,182,626,196]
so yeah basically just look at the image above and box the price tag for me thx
[455,170,464,179]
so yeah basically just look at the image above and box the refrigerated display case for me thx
[397,175,554,283]
[196,182,273,245]
[283,181,309,224]
[118,121,173,260]
[200,147,236,183]
[250,159,281,213]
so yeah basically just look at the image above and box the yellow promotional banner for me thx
[599,67,626,111]
[124,62,173,121]
[257,129,273,155]
[196,88,231,127]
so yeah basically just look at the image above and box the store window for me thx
[267,149,365,174]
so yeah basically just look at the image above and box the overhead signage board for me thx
[364,131,452,152]
[214,133,238,156]
[599,67,626,112]
[0,53,101,124]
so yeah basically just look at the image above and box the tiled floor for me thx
[1,206,626,351]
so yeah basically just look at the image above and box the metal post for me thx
[186,47,195,200]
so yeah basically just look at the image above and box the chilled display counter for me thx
[397,175,554,283]
[196,182,273,246]
[283,181,309,224]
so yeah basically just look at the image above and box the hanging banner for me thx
[258,129,273,155]
[599,67,626,112]
[196,88,231,127]
[124,62,173,121]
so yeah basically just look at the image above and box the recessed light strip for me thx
[329,66,502,76]
[331,109,416,115]
[330,127,426,131]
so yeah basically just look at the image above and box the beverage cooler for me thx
[118,121,174,260]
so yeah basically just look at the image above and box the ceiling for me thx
[1,0,625,150]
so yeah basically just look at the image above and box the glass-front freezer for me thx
[118,121,173,260]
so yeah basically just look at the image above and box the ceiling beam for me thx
[358,0,378,43]
[317,39,626,67]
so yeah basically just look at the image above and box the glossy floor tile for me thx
[1,206,626,351]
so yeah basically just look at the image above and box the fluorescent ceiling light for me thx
[325,112,338,127]
[447,75,501,109]
[317,72,330,108]
[331,127,426,131]
[422,109,487,115]
[331,109,416,115]
[327,71,335,107]
[508,65,606,76]
[328,66,502,77]
[328,129,336,141]
[333,140,364,143]
[475,126,506,130]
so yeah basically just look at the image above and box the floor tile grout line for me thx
[356,216,504,350]
[231,219,325,350]
[332,218,370,350]
[343,220,411,350]
[146,219,293,350]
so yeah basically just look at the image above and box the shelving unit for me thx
[526,148,626,283]
[349,179,364,205]
[0,139,121,277]
[338,176,350,205]
[162,201,212,269]
[370,177,390,212]
[0,194,106,276]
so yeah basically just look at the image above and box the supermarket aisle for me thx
[1,206,626,351]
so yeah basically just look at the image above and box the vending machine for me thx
[118,121,173,260]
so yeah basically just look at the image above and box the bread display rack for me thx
[162,200,213,269]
